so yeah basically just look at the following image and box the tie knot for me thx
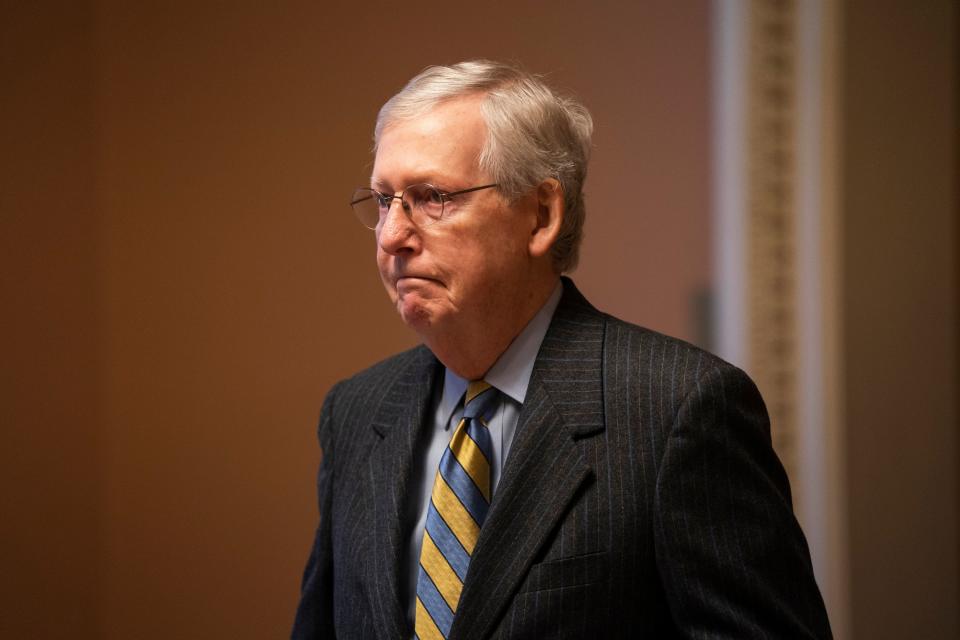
[463,381,499,422]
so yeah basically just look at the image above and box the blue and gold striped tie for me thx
[415,380,498,640]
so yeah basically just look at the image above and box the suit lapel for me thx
[449,280,607,640]
[367,346,441,640]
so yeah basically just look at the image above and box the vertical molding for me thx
[712,0,748,368]
[745,0,800,486]
[795,1,849,637]
[713,1,849,635]
[714,0,799,476]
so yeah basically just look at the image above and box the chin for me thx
[396,296,435,332]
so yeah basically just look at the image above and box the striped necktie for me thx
[415,380,499,640]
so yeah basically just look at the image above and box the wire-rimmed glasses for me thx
[349,183,499,230]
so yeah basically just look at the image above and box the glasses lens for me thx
[405,184,445,226]
[350,188,380,229]
[349,184,448,229]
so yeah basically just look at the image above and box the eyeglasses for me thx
[349,183,499,230]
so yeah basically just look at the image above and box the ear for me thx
[528,178,564,260]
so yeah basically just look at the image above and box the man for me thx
[293,60,831,639]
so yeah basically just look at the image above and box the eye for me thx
[373,191,392,211]
[424,186,445,206]
[407,184,445,209]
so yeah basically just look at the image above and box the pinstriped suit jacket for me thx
[292,279,832,639]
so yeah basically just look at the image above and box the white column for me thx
[712,1,849,636]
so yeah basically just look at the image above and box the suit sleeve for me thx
[653,364,833,639]
[291,383,339,639]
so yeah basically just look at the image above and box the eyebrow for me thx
[370,174,460,192]
[370,178,392,191]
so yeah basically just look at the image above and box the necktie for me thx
[415,380,498,640]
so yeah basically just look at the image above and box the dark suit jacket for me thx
[292,279,832,639]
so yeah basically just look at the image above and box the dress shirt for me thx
[403,282,563,628]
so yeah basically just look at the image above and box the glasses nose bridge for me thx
[389,189,414,215]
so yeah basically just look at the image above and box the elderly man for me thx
[292,60,831,639]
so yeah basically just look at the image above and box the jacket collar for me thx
[364,279,606,640]
[449,278,607,640]
[367,346,442,639]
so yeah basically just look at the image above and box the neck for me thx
[423,275,560,380]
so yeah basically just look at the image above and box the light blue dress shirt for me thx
[403,282,563,627]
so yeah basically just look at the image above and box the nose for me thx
[377,197,420,256]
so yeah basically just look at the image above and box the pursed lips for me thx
[395,274,442,286]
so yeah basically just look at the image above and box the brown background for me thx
[2,2,711,638]
[1,1,957,639]
[841,1,958,637]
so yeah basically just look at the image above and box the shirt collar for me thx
[439,281,563,421]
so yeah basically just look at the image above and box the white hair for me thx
[374,60,593,273]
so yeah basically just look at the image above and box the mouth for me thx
[396,275,439,284]
[394,275,443,292]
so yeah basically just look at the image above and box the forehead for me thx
[372,95,487,189]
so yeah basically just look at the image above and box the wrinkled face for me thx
[372,95,536,337]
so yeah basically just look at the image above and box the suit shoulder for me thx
[331,344,436,401]
[600,313,751,390]
[598,313,769,453]
[318,344,435,448]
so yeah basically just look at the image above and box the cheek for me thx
[450,247,507,293]
[375,247,390,274]
[376,253,396,295]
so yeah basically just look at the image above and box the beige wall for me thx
[2,2,710,637]
[6,2,960,639]
[841,1,959,638]
[1,4,101,637]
